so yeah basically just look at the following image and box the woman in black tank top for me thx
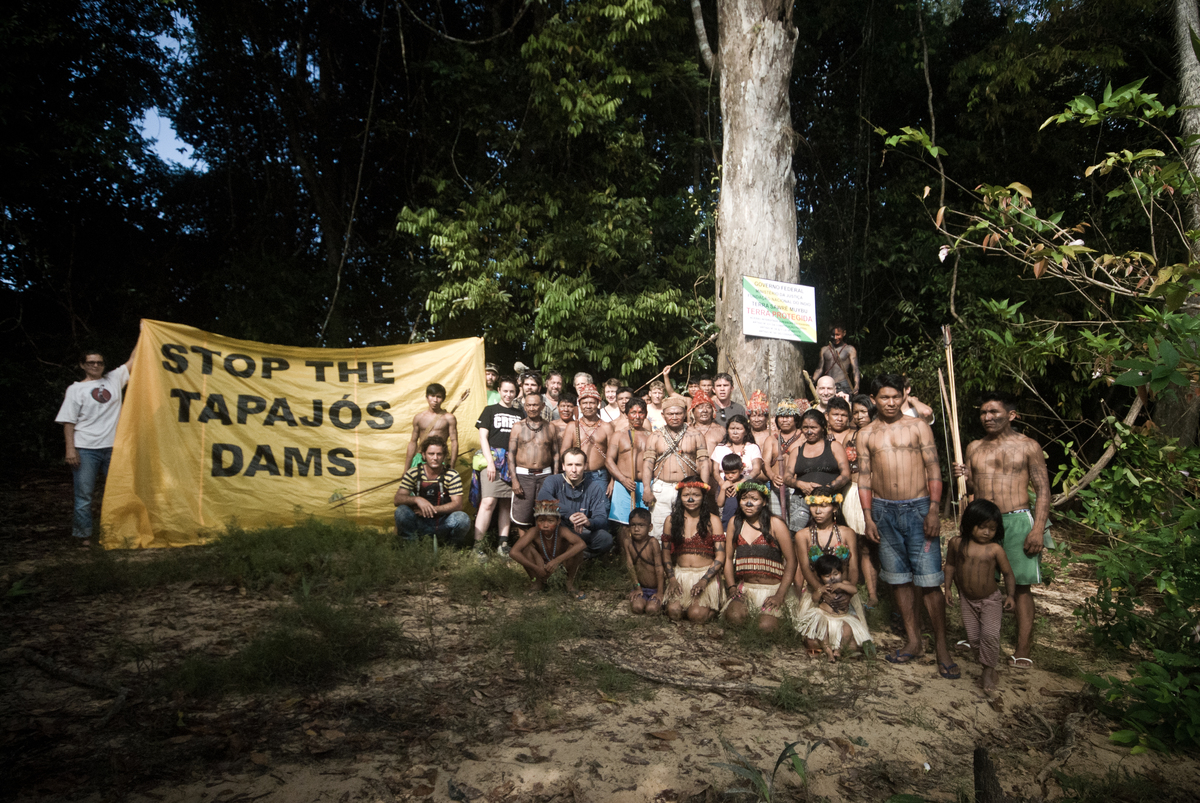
[785,409,850,496]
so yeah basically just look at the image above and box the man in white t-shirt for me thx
[56,347,136,545]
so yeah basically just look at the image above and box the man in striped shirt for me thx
[394,435,470,546]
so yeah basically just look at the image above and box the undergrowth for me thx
[26,519,453,599]
[493,603,585,685]
[166,597,415,697]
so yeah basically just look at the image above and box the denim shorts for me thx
[872,497,943,587]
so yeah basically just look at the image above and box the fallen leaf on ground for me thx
[648,730,679,741]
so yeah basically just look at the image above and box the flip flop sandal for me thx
[885,650,916,665]
[1009,656,1034,668]
[938,661,962,679]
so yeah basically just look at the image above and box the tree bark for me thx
[713,0,804,404]
[1155,0,1200,445]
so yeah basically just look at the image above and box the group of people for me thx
[394,330,1051,690]
[57,327,1050,691]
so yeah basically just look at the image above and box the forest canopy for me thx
[0,0,1181,462]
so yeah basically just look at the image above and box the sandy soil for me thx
[3,471,1199,803]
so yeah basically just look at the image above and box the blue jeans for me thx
[872,496,943,587]
[72,447,112,540]
[394,506,472,547]
[579,527,614,559]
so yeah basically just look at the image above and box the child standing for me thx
[944,499,1017,692]
[795,554,873,661]
[623,508,664,615]
[716,453,744,526]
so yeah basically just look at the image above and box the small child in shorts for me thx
[718,453,744,527]
[622,508,664,615]
[944,499,1016,692]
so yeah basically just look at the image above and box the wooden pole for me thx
[938,368,965,522]
[942,326,968,501]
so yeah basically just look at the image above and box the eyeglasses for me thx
[84,360,105,366]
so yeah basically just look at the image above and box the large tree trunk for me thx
[1156,0,1200,444]
[713,0,804,404]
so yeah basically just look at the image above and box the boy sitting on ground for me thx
[622,508,664,615]
[510,499,588,596]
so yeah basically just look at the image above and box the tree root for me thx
[1037,710,1097,789]
[22,648,130,728]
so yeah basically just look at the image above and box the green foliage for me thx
[711,737,822,802]
[396,0,715,378]
[1052,766,1168,802]
[766,673,820,714]
[1053,423,1200,752]
[1064,425,1200,653]
[723,611,806,654]
[571,659,645,697]
[1088,655,1200,754]
[167,598,411,697]
[446,558,530,604]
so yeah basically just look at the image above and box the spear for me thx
[942,326,968,502]
[630,332,718,394]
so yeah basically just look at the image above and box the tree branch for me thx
[690,0,715,74]
[1053,395,1144,507]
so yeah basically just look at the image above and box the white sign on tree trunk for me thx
[741,277,817,343]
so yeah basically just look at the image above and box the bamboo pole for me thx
[942,326,968,501]
[938,368,964,523]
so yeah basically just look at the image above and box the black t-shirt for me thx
[714,401,746,427]
[475,403,525,450]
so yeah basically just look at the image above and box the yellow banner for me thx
[101,320,485,548]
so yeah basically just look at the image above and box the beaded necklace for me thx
[808,520,850,563]
[538,528,559,562]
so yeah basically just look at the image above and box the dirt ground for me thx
[3,471,1200,803]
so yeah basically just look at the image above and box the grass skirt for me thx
[720,582,800,621]
[794,590,873,650]
[665,565,724,611]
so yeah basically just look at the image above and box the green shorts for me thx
[1001,509,1053,586]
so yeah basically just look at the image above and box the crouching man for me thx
[394,435,471,546]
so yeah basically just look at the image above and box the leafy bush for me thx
[1087,653,1200,754]
[1064,423,1200,654]
[1058,423,1200,752]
